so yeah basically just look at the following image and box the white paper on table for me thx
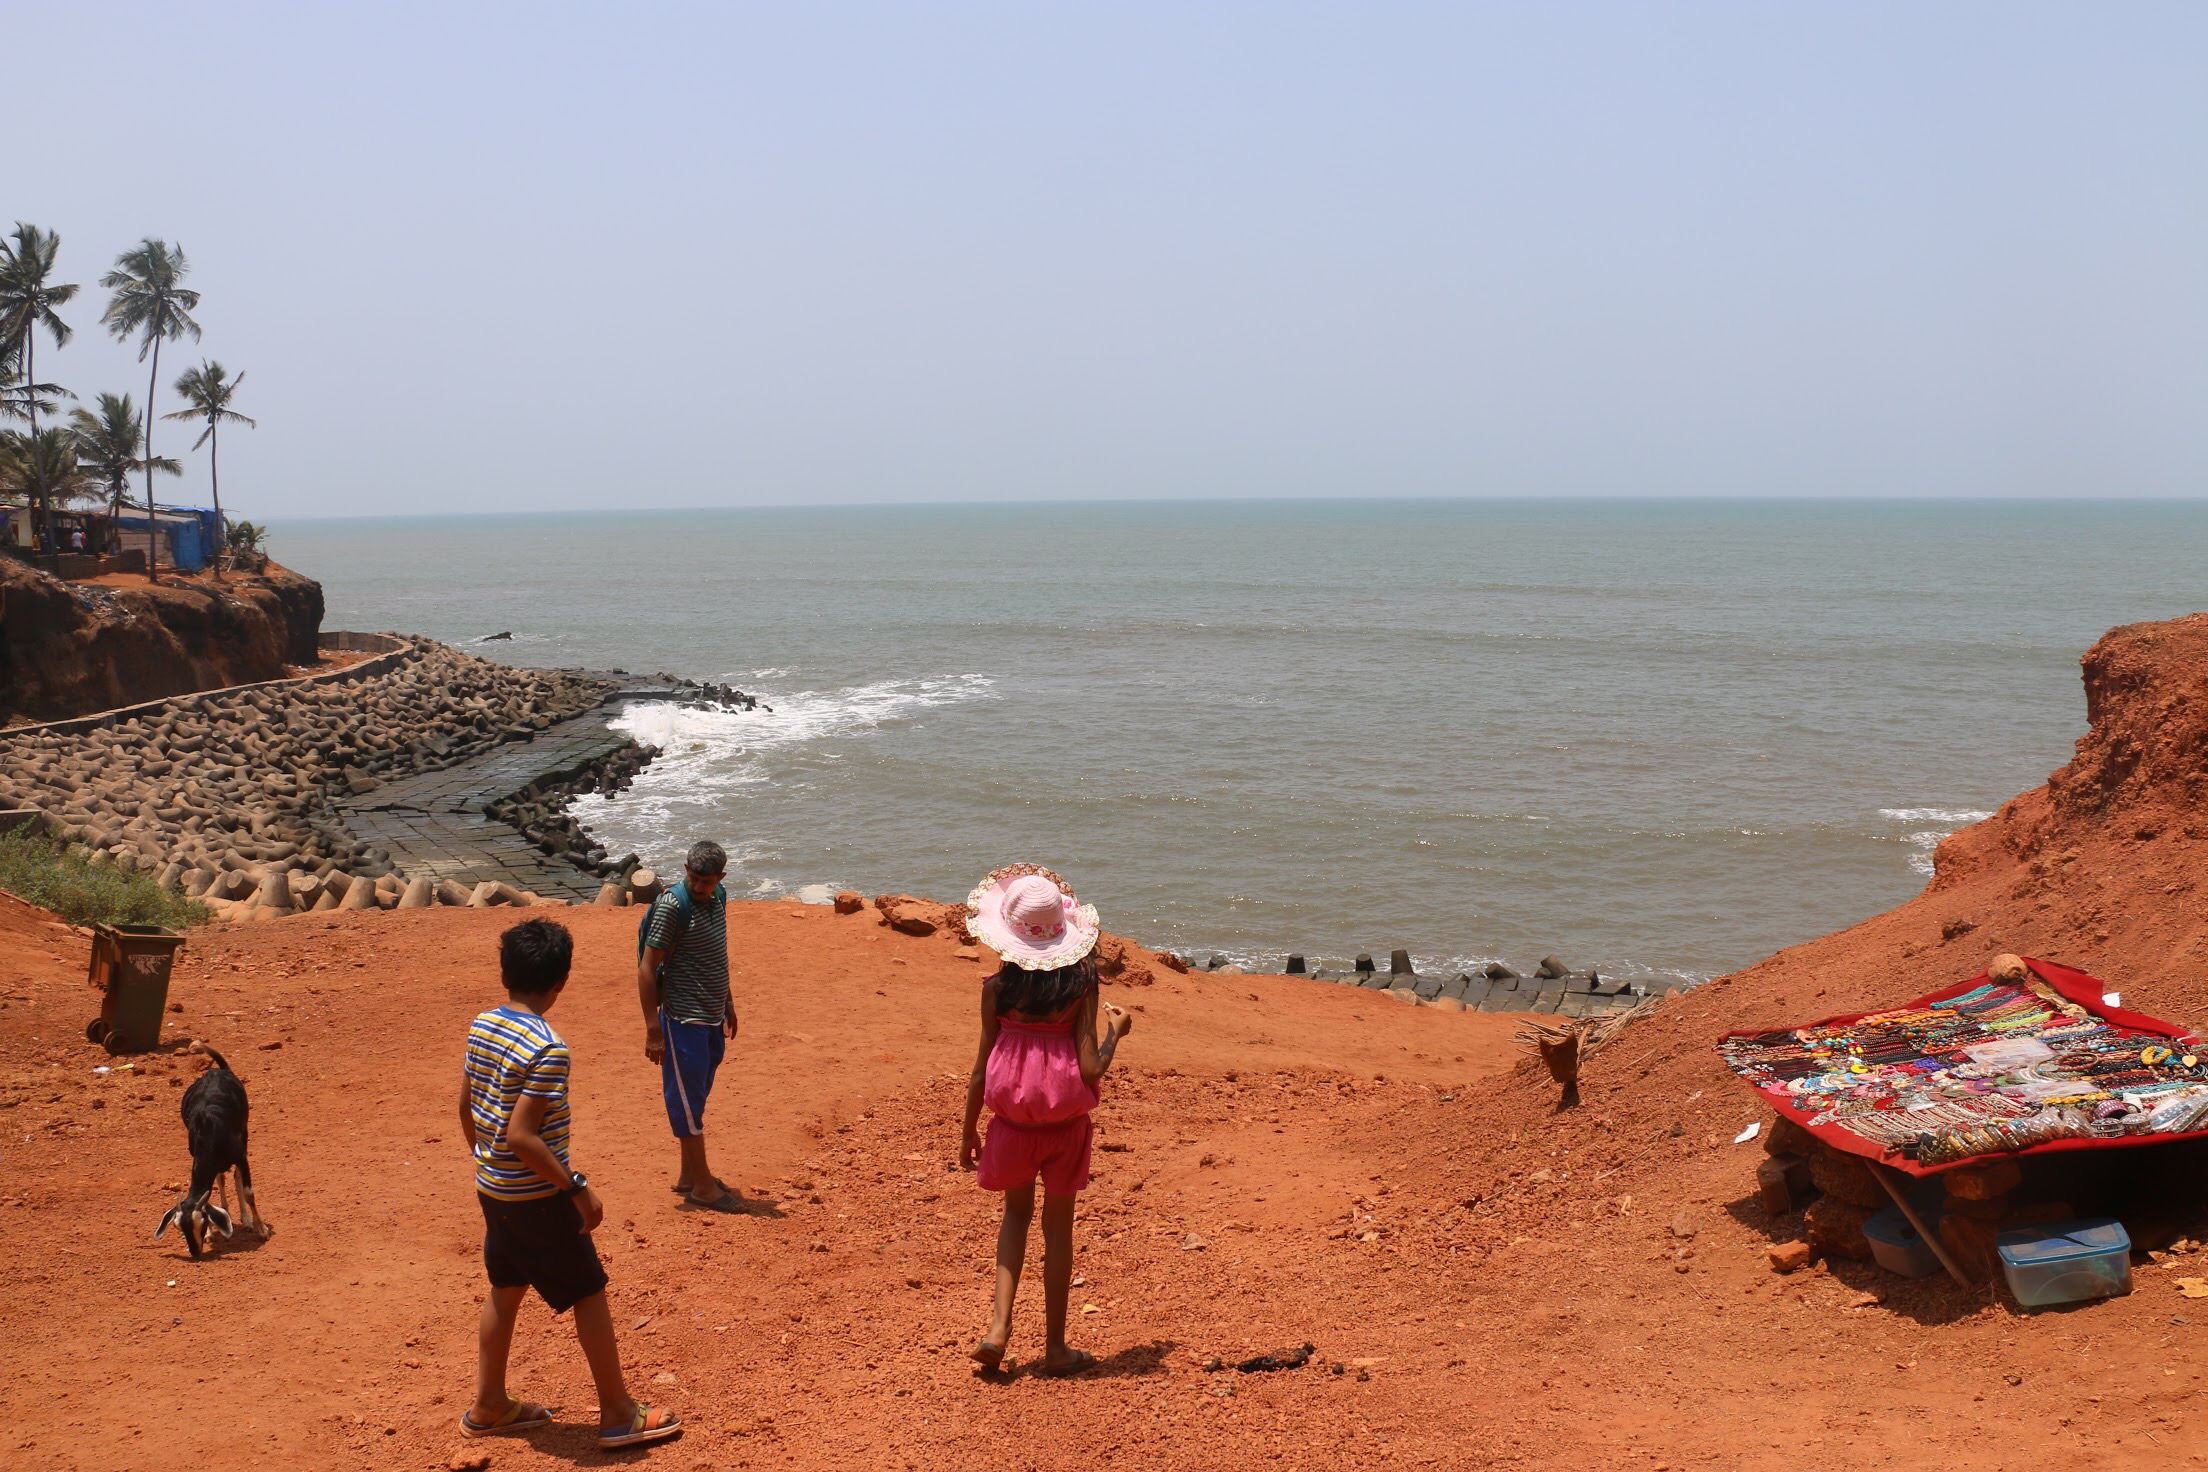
[2103,992,2123,1008]
[1965,1038,2055,1068]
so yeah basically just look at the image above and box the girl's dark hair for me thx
[500,918,574,994]
[993,955,1098,1018]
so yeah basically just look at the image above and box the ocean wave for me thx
[610,673,994,755]
[1879,806,1994,876]
[1879,807,1994,826]
[570,674,996,861]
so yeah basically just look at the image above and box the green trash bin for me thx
[85,923,187,1054]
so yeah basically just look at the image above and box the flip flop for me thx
[670,1176,730,1195]
[1041,1349,1097,1378]
[460,1397,551,1437]
[598,1403,682,1450]
[971,1338,1008,1369]
[682,1190,748,1214]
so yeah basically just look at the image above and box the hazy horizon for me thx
[13,3,2206,518]
[273,493,2208,527]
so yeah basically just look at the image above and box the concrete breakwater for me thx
[0,633,647,918]
[1210,952,1670,1017]
[1302,966,1665,1018]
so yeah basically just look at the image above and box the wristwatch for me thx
[561,1172,589,1197]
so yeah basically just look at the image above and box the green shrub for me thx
[0,831,209,930]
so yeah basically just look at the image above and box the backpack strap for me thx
[639,882,722,963]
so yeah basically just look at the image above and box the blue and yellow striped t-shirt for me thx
[464,1005,573,1201]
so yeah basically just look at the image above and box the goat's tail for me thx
[187,1040,233,1073]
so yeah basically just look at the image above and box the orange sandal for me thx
[460,1397,550,1437]
[598,1403,682,1450]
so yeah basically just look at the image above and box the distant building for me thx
[111,507,223,573]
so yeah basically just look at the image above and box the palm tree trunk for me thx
[207,421,224,580]
[24,335,45,555]
[143,342,161,583]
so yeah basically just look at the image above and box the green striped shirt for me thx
[464,1005,573,1201]
[645,887,729,1024]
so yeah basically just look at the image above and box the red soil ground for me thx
[7,612,2208,1471]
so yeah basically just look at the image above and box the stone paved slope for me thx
[336,712,635,900]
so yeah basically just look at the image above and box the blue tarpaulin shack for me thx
[112,507,221,573]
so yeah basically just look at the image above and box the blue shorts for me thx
[659,1010,725,1139]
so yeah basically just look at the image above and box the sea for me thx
[276,500,2208,986]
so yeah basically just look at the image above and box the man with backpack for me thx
[637,840,740,1211]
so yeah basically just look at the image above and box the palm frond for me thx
[0,366,73,423]
[1513,993,1663,1092]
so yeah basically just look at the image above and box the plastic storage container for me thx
[1995,1218,2132,1307]
[85,924,186,1054]
[1865,1205,1941,1278]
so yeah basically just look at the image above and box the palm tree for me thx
[163,361,254,578]
[0,225,80,552]
[0,225,79,438]
[225,519,269,571]
[99,240,199,581]
[70,392,178,553]
[0,426,95,553]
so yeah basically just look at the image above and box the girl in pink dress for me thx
[958,865,1133,1376]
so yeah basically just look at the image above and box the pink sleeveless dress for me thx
[975,1006,1099,1196]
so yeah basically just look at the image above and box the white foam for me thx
[609,674,993,772]
[572,674,995,872]
[1880,807,1994,826]
[1880,807,1994,876]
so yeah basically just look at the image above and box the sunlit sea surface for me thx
[277,500,2208,983]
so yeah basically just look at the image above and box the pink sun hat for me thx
[965,864,1101,969]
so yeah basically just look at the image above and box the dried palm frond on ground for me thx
[1515,995,1663,1104]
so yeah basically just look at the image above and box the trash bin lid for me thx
[96,923,183,942]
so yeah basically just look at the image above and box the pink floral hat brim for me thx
[965,863,1101,969]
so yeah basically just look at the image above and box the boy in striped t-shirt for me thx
[456,919,681,1451]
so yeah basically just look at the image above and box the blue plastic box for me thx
[1865,1206,1941,1278]
[1995,1218,2132,1307]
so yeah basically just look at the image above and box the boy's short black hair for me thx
[500,918,574,994]
[686,840,727,877]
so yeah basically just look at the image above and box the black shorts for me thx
[478,1192,608,1314]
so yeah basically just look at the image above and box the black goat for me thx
[154,1042,272,1258]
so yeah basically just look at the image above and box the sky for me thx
[11,3,2206,515]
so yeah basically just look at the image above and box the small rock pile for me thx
[0,639,613,917]
[647,673,769,712]
[483,738,661,877]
